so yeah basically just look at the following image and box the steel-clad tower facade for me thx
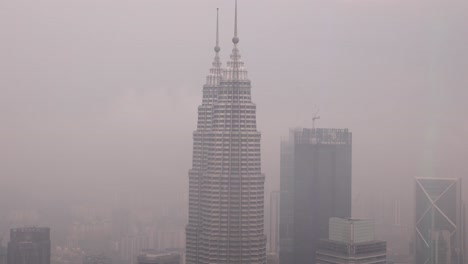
[186,2,266,264]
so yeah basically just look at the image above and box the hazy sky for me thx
[1,0,467,222]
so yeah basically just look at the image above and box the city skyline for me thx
[0,1,467,264]
[1,0,467,212]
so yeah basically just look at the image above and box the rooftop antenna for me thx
[312,108,320,129]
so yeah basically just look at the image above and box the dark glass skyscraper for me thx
[186,2,266,264]
[415,178,463,264]
[7,227,51,264]
[279,128,352,264]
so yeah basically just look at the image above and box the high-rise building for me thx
[137,251,181,264]
[268,191,280,254]
[279,128,352,264]
[7,227,51,264]
[415,178,463,264]
[186,2,266,264]
[315,218,387,264]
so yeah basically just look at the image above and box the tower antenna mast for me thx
[312,108,320,129]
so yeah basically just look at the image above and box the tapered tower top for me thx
[205,8,223,86]
[224,0,248,81]
[232,0,239,44]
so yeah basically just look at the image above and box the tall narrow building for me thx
[279,128,352,264]
[186,2,266,264]
[268,191,280,254]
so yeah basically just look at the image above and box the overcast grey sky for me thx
[1,0,467,221]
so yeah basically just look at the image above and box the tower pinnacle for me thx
[215,8,220,53]
[232,0,239,44]
[205,8,223,86]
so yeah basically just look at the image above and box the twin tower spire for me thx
[214,0,239,55]
[207,0,247,85]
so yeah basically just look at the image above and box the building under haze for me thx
[279,128,352,264]
[137,251,180,264]
[415,178,463,264]
[0,246,6,264]
[268,191,280,254]
[83,253,112,264]
[7,227,50,264]
[315,218,387,264]
[186,2,266,264]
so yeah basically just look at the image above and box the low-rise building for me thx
[137,250,180,264]
[316,218,387,264]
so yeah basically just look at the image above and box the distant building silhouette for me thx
[415,178,463,264]
[464,201,468,264]
[119,234,150,264]
[83,253,112,264]
[7,227,50,264]
[112,209,131,242]
[0,246,6,264]
[315,218,387,264]
[280,128,352,264]
[268,191,280,254]
[137,250,180,264]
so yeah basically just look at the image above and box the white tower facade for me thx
[186,3,266,264]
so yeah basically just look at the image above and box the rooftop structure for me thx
[316,218,387,264]
[329,218,375,244]
[137,251,180,264]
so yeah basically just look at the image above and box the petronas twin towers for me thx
[186,2,266,264]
